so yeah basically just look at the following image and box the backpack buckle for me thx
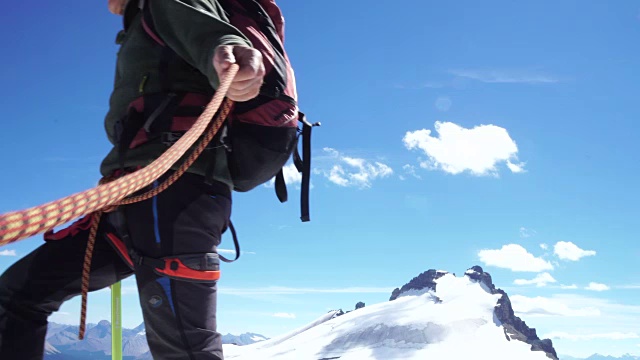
[161,132,183,146]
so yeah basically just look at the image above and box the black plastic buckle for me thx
[161,132,182,146]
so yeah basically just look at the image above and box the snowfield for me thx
[223,273,551,359]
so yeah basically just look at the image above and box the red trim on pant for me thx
[156,259,221,281]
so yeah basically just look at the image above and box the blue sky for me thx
[1,0,639,358]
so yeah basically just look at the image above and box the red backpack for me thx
[131,0,318,222]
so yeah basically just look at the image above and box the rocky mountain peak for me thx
[389,269,449,301]
[463,265,559,360]
[388,265,559,360]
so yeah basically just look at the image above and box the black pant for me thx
[0,173,232,360]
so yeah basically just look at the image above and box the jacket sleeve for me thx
[147,0,252,89]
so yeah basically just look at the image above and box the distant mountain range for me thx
[44,321,267,360]
[561,355,640,360]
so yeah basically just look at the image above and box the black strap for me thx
[219,221,240,263]
[143,93,177,132]
[278,134,300,203]
[203,124,230,185]
[292,135,304,173]
[116,93,186,172]
[110,208,166,269]
[112,208,133,248]
[143,92,186,134]
[203,129,220,185]
[275,112,318,222]
[299,112,314,222]
[140,256,167,269]
[275,170,287,203]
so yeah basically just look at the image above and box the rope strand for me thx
[79,211,102,339]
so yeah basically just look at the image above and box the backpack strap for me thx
[298,112,315,222]
[275,170,288,202]
[219,221,241,263]
[138,0,166,46]
[137,0,180,91]
[116,92,187,172]
[275,112,319,222]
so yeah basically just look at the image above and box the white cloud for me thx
[323,147,340,158]
[560,284,578,290]
[320,148,393,188]
[403,121,524,176]
[586,282,610,292]
[272,312,296,319]
[401,164,421,180]
[553,241,596,261]
[328,165,349,186]
[434,96,452,112]
[220,286,394,296]
[449,69,559,84]
[540,244,549,250]
[514,273,557,287]
[0,250,16,256]
[510,295,601,317]
[507,160,527,173]
[543,332,639,341]
[519,227,537,238]
[478,244,553,272]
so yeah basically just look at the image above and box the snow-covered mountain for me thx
[222,332,269,346]
[122,323,150,358]
[224,266,559,360]
[45,320,114,359]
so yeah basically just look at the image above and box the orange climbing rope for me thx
[0,64,239,338]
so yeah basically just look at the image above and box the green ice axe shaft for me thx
[112,282,122,360]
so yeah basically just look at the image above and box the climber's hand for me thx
[213,45,265,102]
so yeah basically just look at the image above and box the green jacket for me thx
[100,0,251,189]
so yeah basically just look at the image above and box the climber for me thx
[0,0,287,359]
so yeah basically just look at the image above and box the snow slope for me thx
[224,273,553,360]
